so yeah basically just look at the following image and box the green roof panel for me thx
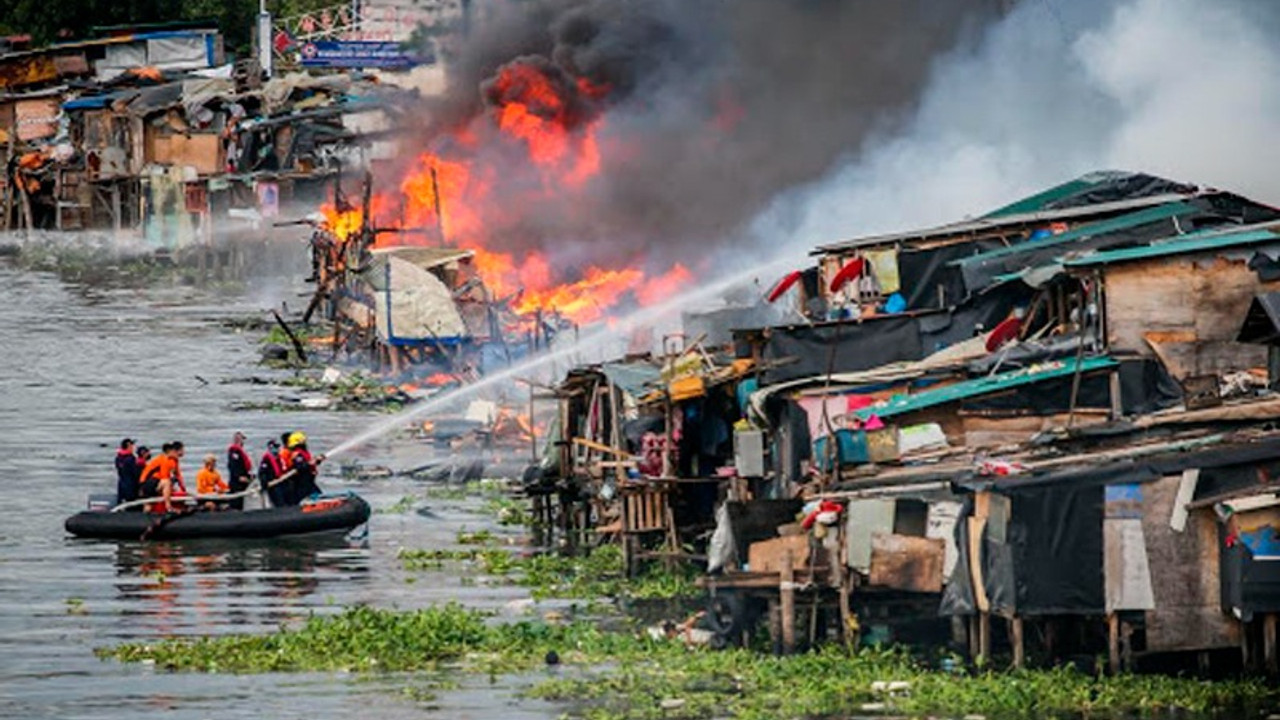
[1065,227,1280,267]
[854,355,1118,421]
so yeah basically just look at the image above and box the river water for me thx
[0,259,560,719]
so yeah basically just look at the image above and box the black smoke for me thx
[398,0,1006,271]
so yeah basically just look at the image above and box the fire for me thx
[321,204,364,243]
[331,59,693,329]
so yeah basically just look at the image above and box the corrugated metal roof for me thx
[853,355,1118,421]
[1064,225,1280,267]
[810,193,1191,255]
[951,201,1197,268]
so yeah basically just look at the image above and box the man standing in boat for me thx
[258,439,288,507]
[285,432,324,504]
[115,438,140,509]
[226,432,252,510]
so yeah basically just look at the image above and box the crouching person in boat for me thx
[285,432,325,505]
[138,442,190,513]
[195,454,230,509]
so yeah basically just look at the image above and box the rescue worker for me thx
[137,443,171,503]
[285,432,324,504]
[226,432,252,511]
[196,454,229,496]
[278,432,295,470]
[136,445,152,468]
[258,439,289,508]
[115,438,140,508]
[138,442,189,513]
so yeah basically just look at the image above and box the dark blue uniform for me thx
[115,449,139,506]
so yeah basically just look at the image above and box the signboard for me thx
[298,41,420,69]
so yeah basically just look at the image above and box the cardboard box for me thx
[747,534,811,574]
[868,532,945,593]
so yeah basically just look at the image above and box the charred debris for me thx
[522,170,1280,674]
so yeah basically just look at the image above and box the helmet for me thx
[287,431,307,448]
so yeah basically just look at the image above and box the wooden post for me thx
[17,172,34,236]
[1121,620,1134,672]
[1108,613,1121,675]
[1108,369,1123,420]
[2,127,14,231]
[1241,619,1252,673]
[969,615,979,661]
[780,548,796,655]
[1010,616,1025,669]
[979,611,991,664]
[1265,613,1278,676]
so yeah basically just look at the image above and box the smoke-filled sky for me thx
[402,0,1002,271]
[400,0,1280,282]
[753,0,1280,258]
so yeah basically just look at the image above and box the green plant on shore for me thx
[397,544,698,601]
[97,604,1280,719]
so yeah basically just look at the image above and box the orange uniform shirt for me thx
[196,468,228,495]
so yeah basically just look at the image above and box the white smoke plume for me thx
[753,0,1280,256]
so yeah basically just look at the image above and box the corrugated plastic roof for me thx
[950,200,1197,269]
[1064,226,1280,267]
[853,355,1118,421]
[810,194,1190,255]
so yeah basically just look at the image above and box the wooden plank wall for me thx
[1141,474,1238,652]
[1104,256,1280,379]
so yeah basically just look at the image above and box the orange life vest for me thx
[196,468,227,495]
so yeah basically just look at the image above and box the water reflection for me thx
[112,536,370,633]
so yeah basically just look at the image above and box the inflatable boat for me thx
[65,494,371,541]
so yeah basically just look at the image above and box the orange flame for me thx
[332,61,692,328]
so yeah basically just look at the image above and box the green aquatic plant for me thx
[378,495,418,514]
[99,605,1279,719]
[396,543,698,601]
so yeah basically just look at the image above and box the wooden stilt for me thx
[1108,614,1120,675]
[1241,618,1252,673]
[836,559,855,647]
[969,615,980,661]
[768,600,782,656]
[978,611,991,665]
[1011,616,1025,669]
[1265,613,1278,676]
[1121,620,1134,672]
[780,549,796,655]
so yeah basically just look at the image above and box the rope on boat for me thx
[109,468,300,513]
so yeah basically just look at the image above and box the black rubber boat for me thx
[65,494,371,541]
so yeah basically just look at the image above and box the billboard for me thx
[298,41,423,69]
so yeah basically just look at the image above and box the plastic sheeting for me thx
[757,285,1023,386]
[368,256,467,344]
[148,36,209,71]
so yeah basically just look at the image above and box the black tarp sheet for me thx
[1220,538,1280,620]
[1044,172,1196,211]
[898,239,1004,310]
[758,285,1024,385]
